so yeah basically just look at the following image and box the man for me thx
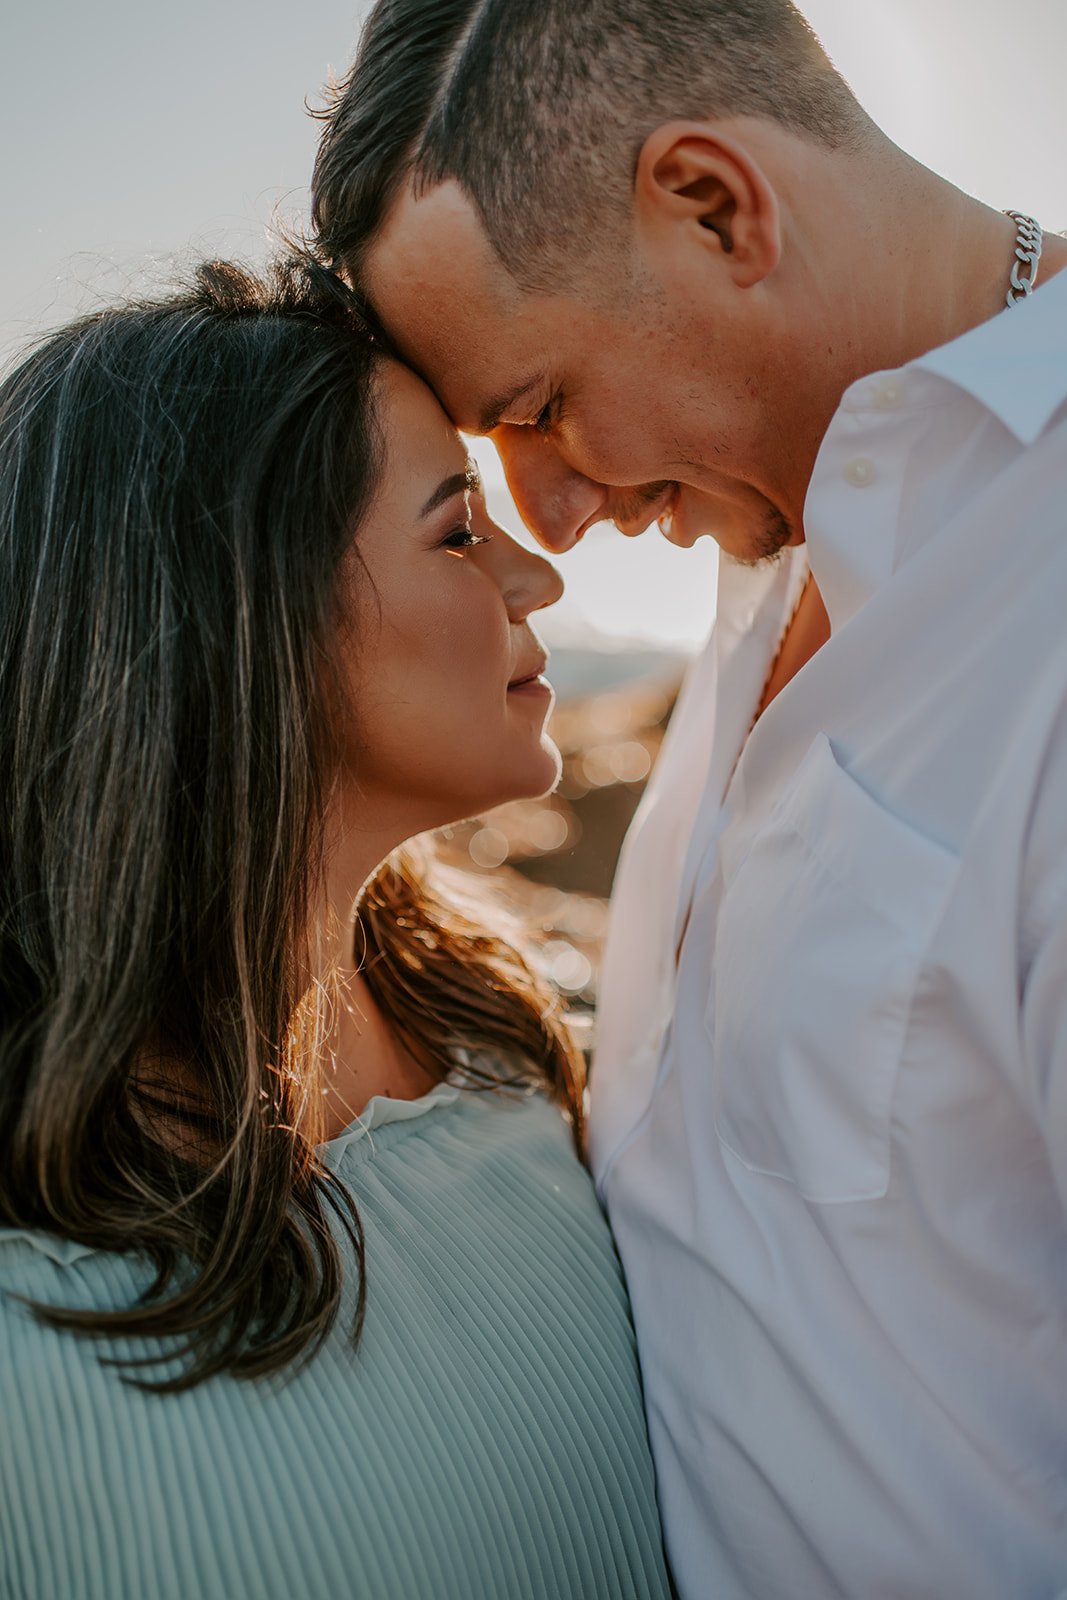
[311,3,1067,1595]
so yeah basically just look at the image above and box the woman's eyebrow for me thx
[419,462,481,519]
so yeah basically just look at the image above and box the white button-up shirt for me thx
[591,266,1067,1600]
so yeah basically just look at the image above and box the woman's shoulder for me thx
[334,1077,621,1321]
[330,1073,608,1256]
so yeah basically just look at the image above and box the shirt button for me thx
[844,457,878,488]
[874,380,903,408]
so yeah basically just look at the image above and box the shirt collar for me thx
[807,262,1067,634]
[911,262,1067,445]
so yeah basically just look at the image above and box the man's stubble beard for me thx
[742,503,795,567]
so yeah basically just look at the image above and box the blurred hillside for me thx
[434,644,688,1018]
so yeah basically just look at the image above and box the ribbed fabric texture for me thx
[0,1088,672,1600]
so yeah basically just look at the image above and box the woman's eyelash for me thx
[442,526,493,551]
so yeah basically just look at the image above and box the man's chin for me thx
[655,487,720,549]
[659,518,704,549]
[666,491,797,563]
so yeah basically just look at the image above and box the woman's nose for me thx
[499,535,564,621]
[519,545,565,616]
[492,425,607,553]
[473,497,564,619]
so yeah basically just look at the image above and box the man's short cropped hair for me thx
[311,0,865,294]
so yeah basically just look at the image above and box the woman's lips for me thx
[507,675,552,697]
[508,656,551,695]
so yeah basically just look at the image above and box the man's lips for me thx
[599,482,679,539]
[651,483,680,537]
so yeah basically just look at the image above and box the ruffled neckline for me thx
[322,1079,462,1162]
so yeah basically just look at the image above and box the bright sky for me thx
[2,0,1064,648]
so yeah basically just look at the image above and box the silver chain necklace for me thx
[1005,211,1043,307]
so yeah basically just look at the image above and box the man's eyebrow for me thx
[477,373,546,435]
[419,461,481,519]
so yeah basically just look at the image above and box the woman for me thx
[0,257,671,1600]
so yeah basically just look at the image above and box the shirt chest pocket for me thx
[706,732,958,1204]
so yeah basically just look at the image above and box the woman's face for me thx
[337,362,564,839]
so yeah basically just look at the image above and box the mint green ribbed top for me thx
[0,1084,672,1600]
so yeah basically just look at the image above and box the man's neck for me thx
[824,146,1067,381]
[770,137,1067,527]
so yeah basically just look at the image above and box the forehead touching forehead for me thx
[365,180,557,434]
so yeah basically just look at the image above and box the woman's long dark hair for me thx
[0,257,584,1390]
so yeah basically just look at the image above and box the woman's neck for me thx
[320,967,438,1141]
[313,809,438,1141]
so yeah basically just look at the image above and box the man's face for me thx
[363,179,806,563]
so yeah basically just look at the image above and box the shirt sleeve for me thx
[1021,895,1067,1217]
[1019,681,1067,1216]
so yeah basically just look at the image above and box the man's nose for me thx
[491,425,608,554]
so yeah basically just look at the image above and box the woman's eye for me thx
[442,526,493,551]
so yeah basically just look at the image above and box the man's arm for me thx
[1022,892,1067,1216]
[1020,679,1067,1215]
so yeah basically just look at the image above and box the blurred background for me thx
[3,0,1064,1007]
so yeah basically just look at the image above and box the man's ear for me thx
[634,121,781,288]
